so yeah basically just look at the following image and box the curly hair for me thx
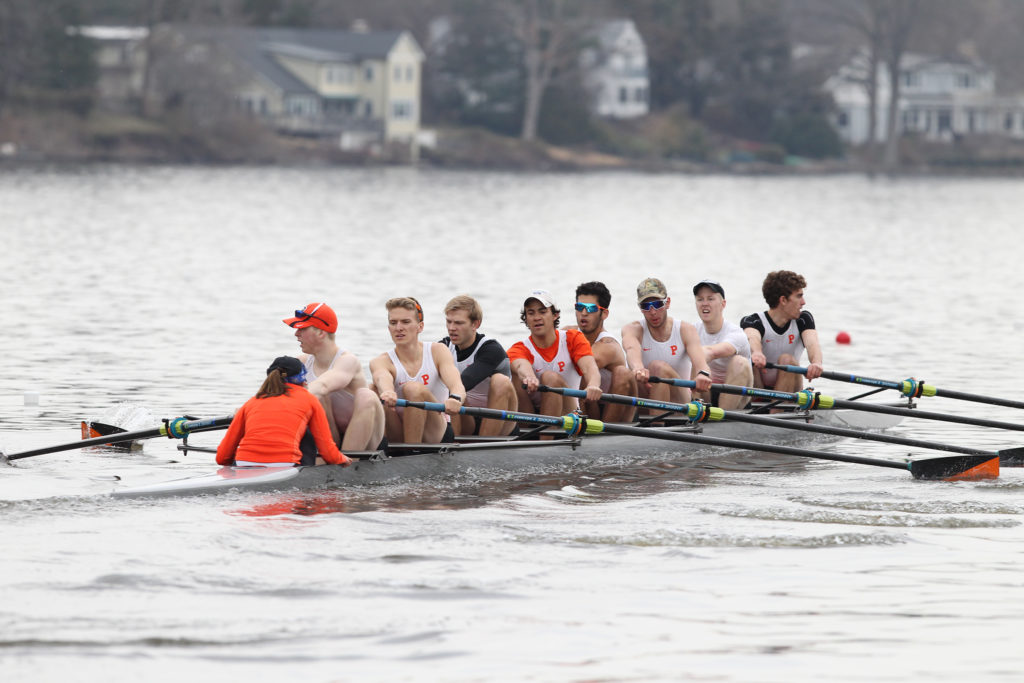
[762,270,807,307]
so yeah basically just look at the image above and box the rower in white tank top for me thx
[303,349,356,429]
[641,320,692,380]
[697,320,751,384]
[522,331,582,408]
[755,311,805,364]
[387,342,450,414]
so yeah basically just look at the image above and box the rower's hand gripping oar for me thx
[541,384,1004,477]
[767,361,1024,411]
[396,399,996,481]
[649,375,1024,436]
[2,415,234,463]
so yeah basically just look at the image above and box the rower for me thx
[740,270,824,391]
[565,281,637,422]
[283,302,386,451]
[370,296,467,444]
[507,289,602,416]
[622,277,712,405]
[440,294,518,436]
[692,279,753,410]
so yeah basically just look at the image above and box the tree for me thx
[878,0,920,171]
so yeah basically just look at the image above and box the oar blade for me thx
[997,447,1024,467]
[909,455,999,481]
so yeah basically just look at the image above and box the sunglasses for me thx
[294,303,330,327]
[639,299,668,311]
[574,302,607,314]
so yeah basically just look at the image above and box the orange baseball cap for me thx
[283,302,338,333]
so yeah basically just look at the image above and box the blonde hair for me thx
[444,294,482,323]
[385,296,423,322]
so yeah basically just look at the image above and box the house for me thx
[825,49,1024,144]
[147,24,425,148]
[580,19,650,119]
[75,25,149,112]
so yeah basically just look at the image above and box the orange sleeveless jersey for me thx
[215,385,346,465]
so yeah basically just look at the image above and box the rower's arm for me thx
[369,355,398,407]
[620,321,648,382]
[511,358,539,393]
[681,322,712,391]
[744,327,765,368]
[306,353,360,399]
[703,341,738,361]
[801,328,824,380]
[577,354,603,402]
[433,343,467,415]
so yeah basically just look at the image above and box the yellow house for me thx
[151,25,424,146]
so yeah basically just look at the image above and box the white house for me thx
[580,19,650,119]
[826,49,1024,144]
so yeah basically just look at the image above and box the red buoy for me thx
[835,331,851,344]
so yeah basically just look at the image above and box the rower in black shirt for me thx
[440,295,518,436]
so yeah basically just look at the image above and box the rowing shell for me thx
[111,407,902,499]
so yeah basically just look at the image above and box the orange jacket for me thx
[216,385,349,466]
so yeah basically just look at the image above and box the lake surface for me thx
[1,165,1023,682]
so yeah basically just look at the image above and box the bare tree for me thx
[879,0,919,171]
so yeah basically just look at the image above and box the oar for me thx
[3,415,234,462]
[540,385,1023,465]
[767,362,1024,410]
[649,376,1024,434]
[394,399,997,481]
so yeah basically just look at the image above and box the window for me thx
[392,100,415,119]
[364,65,374,82]
[837,110,849,128]
[406,65,414,81]
[937,110,952,132]
[634,86,644,103]
[957,73,973,88]
[901,70,918,88]
[364,100,373,117]
[393,64,402,81]
[619,86,628,103]
[967,110,976,132]
[1005,113,1015,131]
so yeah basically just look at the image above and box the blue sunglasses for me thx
[639,299,667,311]
[574,302,607,313]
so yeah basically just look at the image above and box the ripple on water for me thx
[705,505,1021,528]
[563,529,907,549]
[791,496,1024,515]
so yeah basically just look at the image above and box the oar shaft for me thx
[6,415,233,461]
[543,385,999,458]
[651,376,1024,433]
[595,422,908,471]
[768,362,1024,410]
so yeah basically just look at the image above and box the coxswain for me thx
[216,356,353,467]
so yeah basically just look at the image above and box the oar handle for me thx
[648,376,836,409]
[648,376,697,389]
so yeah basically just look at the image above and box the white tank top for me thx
[523,331,582,391]
[641,319,692,379]
[303,349,356,429]
[756,311,805,365]
[388,342,450,403]
[447,338,509,407]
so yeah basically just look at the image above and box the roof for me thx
[168,25,410,96]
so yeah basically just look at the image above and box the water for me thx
[1,165,1023,681]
